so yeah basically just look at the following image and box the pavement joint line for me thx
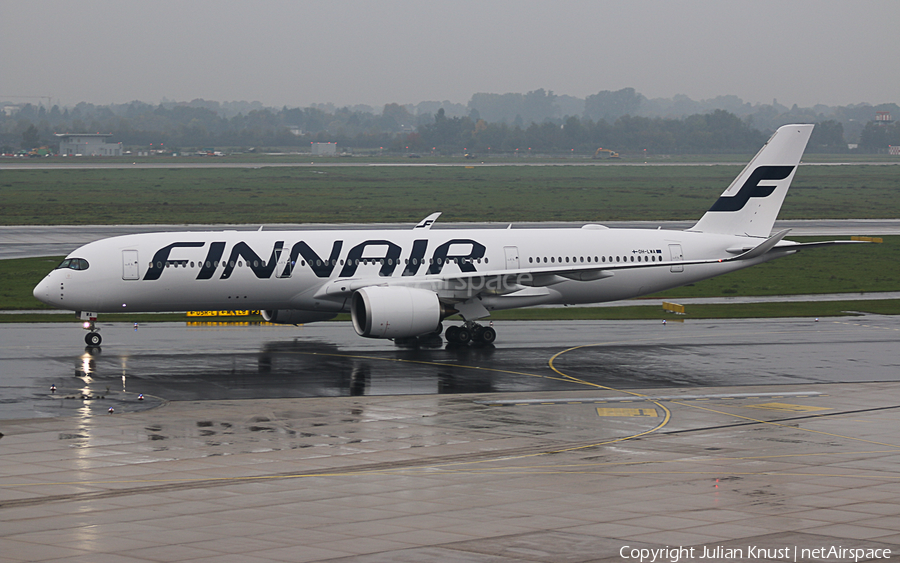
[669,400,900,449]
[660,403,900,436]
[475,391,824,405]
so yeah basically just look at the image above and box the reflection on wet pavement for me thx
[2,317,898,420]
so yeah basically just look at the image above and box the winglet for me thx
[414,212,441,230]
[733,229,792,260]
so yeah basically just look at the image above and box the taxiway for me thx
[1,317,899,561]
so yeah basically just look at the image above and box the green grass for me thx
[0,256,62,309]
[487,299,900,320]
[3,299,898,324]
[1,164,898,225]
[649,236,899,298]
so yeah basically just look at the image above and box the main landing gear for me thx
[445,322,496,345]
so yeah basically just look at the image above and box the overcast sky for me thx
[3,0,897,109]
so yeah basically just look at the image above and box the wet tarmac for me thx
[3,316,898,421]
[3,317,900,561]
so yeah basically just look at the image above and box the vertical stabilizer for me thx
[689,124,813,237]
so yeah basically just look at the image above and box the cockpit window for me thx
[55,258,90,271]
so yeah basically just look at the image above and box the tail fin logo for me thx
[707,165,794,212]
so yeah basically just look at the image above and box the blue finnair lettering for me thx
[427,239,486,274]
[707,165,794,212]
[339,240,402,277]
[220,241,283,279]
[197,242,226,280]
[280,241,342,278]
[403,239,428,276]
[144,242,205,280]
[144,238,487,281]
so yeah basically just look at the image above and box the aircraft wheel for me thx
[445,325,460,343]
[85,332,102,346]
[479,326,496,344]
[455,327,471,344]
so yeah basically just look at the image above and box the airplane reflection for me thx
[63,337,513,402]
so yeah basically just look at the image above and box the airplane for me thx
[34,124,866,347]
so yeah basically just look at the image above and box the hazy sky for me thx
[3,0,897,109]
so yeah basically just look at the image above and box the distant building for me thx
[890,146,900,156]
[311,142,337,156]
[56,133,122,156]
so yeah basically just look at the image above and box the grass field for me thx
[3,162,896,321]
[1,164,898,225]
[3,299,898,324]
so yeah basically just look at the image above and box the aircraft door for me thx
[122,250,139,280]
[504,246,519,269]
[668,244,683,273]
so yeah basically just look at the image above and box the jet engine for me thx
[351,286,442,339]
[261,309,337,325]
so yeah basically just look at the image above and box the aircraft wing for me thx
[315,255,735,301]
[314,231,872,302]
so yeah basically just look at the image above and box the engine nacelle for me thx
[351,286,441,339]
[261,309,337,325]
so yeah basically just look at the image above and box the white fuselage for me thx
[33,226,772,314]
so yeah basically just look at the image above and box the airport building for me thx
[56,133,123,156]
[311,141,337,156]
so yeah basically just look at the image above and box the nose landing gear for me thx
[85,331,102,346]
[80,312,101,346]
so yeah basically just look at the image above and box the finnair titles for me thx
[34,124,866,346]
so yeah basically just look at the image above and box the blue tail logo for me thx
[707,166,794,212]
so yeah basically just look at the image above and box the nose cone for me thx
[33,276,55,307]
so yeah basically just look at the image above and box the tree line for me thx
[2,94,898,155]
